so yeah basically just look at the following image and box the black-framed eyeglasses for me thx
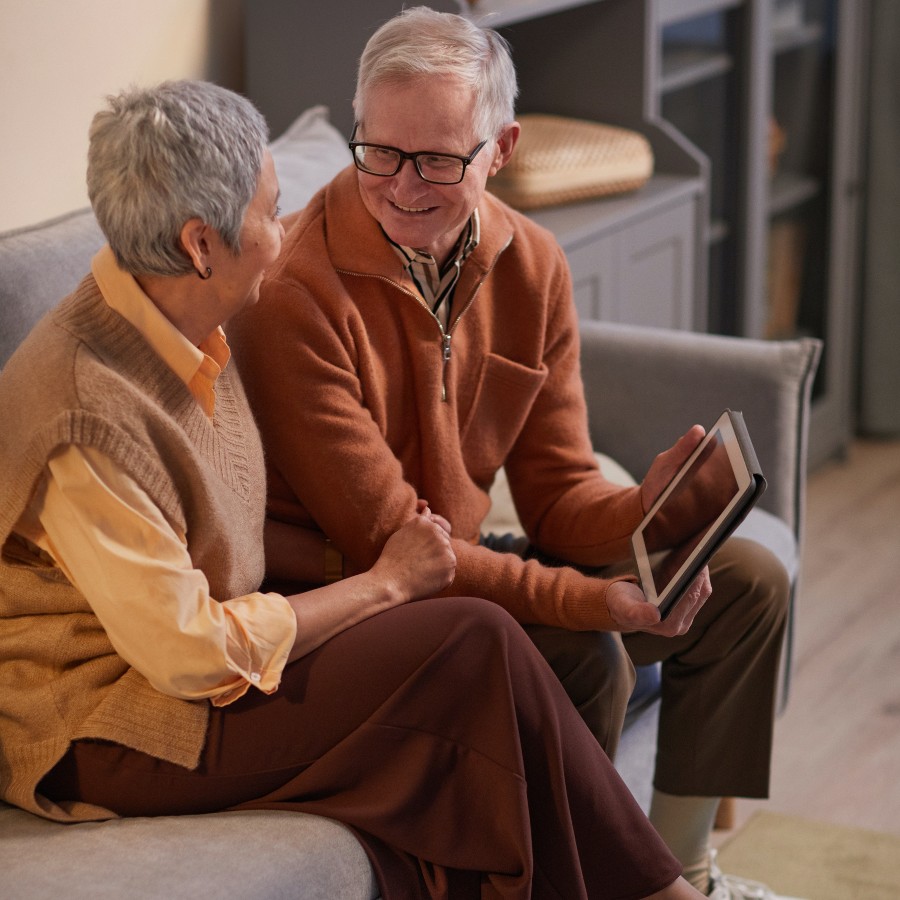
[349,123,488,185]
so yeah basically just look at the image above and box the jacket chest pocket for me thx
[459,353,547,483]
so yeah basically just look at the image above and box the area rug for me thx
[716,811,900,899]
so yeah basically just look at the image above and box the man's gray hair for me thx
[354,6,518,143]
[87,80,269,277]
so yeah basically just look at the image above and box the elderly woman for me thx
[0,80,704,899]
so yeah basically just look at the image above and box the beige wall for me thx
[0,0,243,232]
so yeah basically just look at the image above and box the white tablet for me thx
[631,410,766,618]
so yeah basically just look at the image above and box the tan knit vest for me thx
[0,276,267,821]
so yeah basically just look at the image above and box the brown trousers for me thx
[41,597,680,900]
[525,538,790,799]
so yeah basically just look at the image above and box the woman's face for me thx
[355,77,513,268]
[214,150,284,321]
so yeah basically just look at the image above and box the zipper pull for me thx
[441,333,452,402]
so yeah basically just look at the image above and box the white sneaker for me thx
[706,849,807,900]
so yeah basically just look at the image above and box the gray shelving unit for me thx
[655,0,868,467]
[243,0,868,466]
[473,0,709,330]
[245,0,708,334]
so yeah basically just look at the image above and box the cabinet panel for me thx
[767,0,866,467]
[563,197,697,330]
[658,1,752,336]
[618,201,696,329]
[568,236,616,322]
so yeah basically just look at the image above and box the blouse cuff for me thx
[211,592,297,706]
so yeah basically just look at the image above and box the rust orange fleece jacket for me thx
[231,165,645,631]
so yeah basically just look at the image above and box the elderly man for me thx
[231,8,793,898]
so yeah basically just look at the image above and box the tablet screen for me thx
[632,412,757,615]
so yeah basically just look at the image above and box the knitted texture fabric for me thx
[0,277,267,821]
[231,166,646,634]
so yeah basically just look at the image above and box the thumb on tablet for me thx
[606,580,662,632]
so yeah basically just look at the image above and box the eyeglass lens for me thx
[352,145,465,184]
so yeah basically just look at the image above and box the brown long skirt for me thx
[40,597,680,899]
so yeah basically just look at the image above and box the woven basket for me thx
[488,113,654,210]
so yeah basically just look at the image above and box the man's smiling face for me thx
[354,76,504,267]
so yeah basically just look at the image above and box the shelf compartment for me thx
[772,20,826,54]
[657,0,743,29]
[769,171,821,217]
[660,46,734,93]
[765,216,808,341]
[462,0,599,28]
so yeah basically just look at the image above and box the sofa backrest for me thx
[0,105,350,371]
[0,210,104,369]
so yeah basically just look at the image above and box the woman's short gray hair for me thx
[354,6,518,143]
[87,80,269,277]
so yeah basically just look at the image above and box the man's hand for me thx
[605,566,712,637]
[342,499,452,580]
[639,425,706,514]
[415,498,452,536]
[370,511,457,602]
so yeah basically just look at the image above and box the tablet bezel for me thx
[631,411,756,617]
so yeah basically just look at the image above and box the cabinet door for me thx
[617,201,696,330]
[567,232,617,322]
[565,198,697,330]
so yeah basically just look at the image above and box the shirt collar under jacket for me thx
[386,210,481,329]
[91,245,230,417]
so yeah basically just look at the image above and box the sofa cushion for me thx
[484,451,637,538]
[0,208,104,368]
[269,105,351,215]
[0,801,379,900]
[733,506,798,580]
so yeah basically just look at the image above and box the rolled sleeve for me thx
[212,592,297,706]
[34,445,297,704]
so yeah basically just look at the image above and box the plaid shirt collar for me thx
[387,210,481,329]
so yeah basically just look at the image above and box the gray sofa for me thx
[0,105,821,899]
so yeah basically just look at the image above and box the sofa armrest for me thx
[577,320,822,542]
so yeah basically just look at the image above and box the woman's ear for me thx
[488,122,521,177]
[179,218,212,277]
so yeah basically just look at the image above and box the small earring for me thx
[197,266,212,280]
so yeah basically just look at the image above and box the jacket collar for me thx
[324,165,516,285]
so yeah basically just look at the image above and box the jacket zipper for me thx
[338,234,512,403]
[440,332,452,401]
[438,234,512,401]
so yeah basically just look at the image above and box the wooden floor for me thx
[719,437,900,839]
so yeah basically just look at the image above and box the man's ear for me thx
[179,218,212,276]
[488,121,521,177]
